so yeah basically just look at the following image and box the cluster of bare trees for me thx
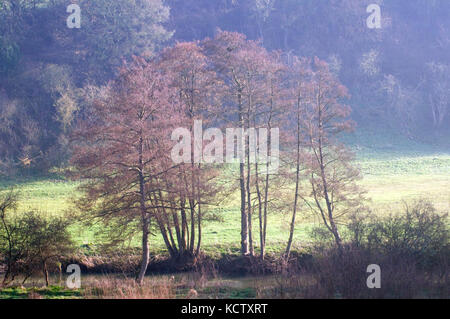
[70,31,364,283]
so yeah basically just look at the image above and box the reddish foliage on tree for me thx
[204,31,286,256]
[155,42,223,261]
[70,57,185,283]
[69,33,366,272]
[301,57,365,252]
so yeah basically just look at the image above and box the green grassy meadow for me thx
[1,131,449,257]
[0,131,449,299]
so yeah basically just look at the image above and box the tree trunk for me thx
[286,160,300,259]
[240,162,249,254]
[180,199,188,254]
[247,134,254,256]
[318,98,343,253]
[0,211,13,287]
[238,91,249,255]
[329,218,343,252]
[2,268,11,287]
[195,163,202,256]
[262,114,273,260]
[255,162,264,259]
[196,163,202,256]
[189,198,196,254]
[43,261,49,287]
[286,104,301,259]
[136,134,150,285]
[137,212,150,284]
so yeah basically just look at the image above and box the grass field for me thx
[0,131,449,299]
[1,130,449,256]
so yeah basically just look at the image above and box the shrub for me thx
[0,191,75,286]
[294,200,449,298]
[348,199,449,270]
[17,211,75,286]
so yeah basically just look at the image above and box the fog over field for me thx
[0,1,448,300]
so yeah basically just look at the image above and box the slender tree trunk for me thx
[262,165,269,253]
[196,202,202,256]
[255,162,264,259]
[286,162,300,259]
[151,189,178,257]
[162,181,183,252]
[247,188,254,256]
[286,102,301,259]
[330,221,343,250]
[238,91,249,255]
[137,211,150,284]
[247,131,254,256]
[137,134,150,285]
[160,209,178,257]
[195,163,202,256]
[240,162,249,255]
[58,263,62,286]
[2,269,10,287]
[180,199,188,254]
[155,213,177,258]
[22,274,31,286]
[189,198,196,255]
[0,211,13,287]
[172,210,183,249]
[320,159,342,252]
[262,114,273,259]
[182,156,196,255]
[43,261,49,287]
[317,104,343,253]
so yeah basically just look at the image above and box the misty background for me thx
[0,0,449,174]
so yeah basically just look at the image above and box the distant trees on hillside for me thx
[1,0,449,175]
[0,0,172,174]
[168,0,450,137]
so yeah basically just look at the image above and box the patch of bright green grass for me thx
[357,155,450,213]
[0,286,81,299]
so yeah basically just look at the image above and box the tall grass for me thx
[83,276,176,299]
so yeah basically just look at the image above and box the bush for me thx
[348,200,449,270]
[18,212,75,286]
[293,200,449,298]
[0,191,74,287]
